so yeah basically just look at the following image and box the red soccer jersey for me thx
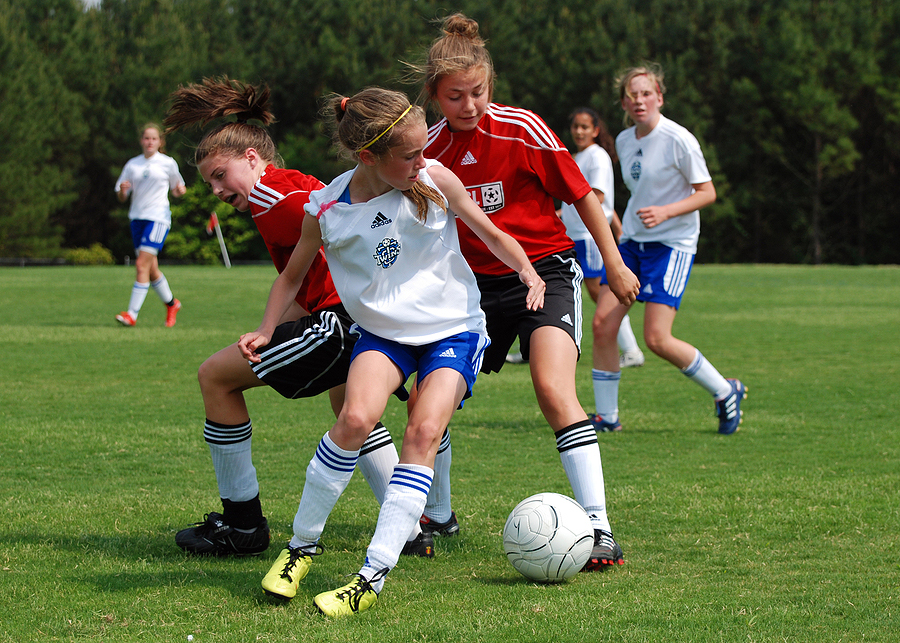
[249,166,342,313]
[425,103,590,275]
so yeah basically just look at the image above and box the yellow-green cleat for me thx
[314,568,388,617]
[261,544,323,600]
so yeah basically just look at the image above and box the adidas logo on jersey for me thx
[371,212,392,228]
[460,151,477,165]
[636,149,643,157]
[643,283,654,295]
[560,313,573,327]
[439,347,457,358]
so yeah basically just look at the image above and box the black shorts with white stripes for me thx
[475,248,584,374]
[251,305,355,399]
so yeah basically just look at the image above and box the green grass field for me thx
[1,264,897,642]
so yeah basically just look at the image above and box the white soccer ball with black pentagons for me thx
[503,492,594,583]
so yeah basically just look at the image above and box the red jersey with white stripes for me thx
[425,103,590,275]
[249,166,342,313]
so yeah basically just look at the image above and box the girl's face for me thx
[141,128,162,157]
[622,74,664,128]
[198,150,263,212]
[433,67,490,132]
[374,124,428,192]
[570,113,600,152]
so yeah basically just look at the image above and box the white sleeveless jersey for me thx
[616,115,711,254]
[559,143,615,242]
[305,160,487,346]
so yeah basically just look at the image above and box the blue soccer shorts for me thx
[350,327,490,406]
[601,240,694,310]
[130,219,170,255]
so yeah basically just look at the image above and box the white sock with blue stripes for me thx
[127,281,149,318]
[682,349,731,399]
[360,464,433,592]
[424,428,453,523]
[151,273,174,305]
[591,369,621,421]
[290,432,358,548]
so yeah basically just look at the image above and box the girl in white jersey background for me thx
[593,63,747,435]
[237,87,544,616]
[556,107,645,430]
[114,123,186,327]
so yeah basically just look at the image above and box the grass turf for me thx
[0,264,897,642]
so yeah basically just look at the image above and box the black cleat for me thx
[400,531,434,558]
[582,529,624,571]
[175,512,270,556]
[419,511,460,537]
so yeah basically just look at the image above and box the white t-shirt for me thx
[306,160,487,346]
[114,152,185,225]
[559,143,615,242]
[616,114,711,254]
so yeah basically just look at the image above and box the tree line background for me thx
[2,0,898,265]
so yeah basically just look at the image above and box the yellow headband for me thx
[356,105,413,153]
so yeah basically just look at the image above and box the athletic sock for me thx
[360,464,433,593]
[127,281,150,318]
[423,428,452,523]
[356,422,398,504]
[682,349,731,399]
[591,369,621,421]
[204,419,259,503]
[555,421,611,533]
[616,314,641,353]
[151,274,174,305]
[289,432,357,547]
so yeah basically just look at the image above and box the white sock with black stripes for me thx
[423,428,453,523]
[360,464,433,593]
[205,419,258,503]
[555,421,611,533]
[290,431,357,548]
[356,422,399,504]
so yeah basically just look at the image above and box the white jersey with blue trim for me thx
[114,152,184,225]
[559,143,615,242]
[306,160,487,346]
[616,114,711,254]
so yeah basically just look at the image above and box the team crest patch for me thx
[468,181,504,213]
[373,238,401,269]
[630,160,641,181]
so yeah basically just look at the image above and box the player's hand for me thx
[637,205,669,228]
[607,265,640,306]
[519,269,546,311]
[238,331,270,363]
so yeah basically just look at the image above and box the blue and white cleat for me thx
[589,414,623,433]
[716,379,747,434]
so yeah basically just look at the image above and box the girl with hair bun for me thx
[240,86,543,616]
[418,12,639,571]
[164,77,410,561]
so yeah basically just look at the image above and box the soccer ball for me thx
[502,492,594,583]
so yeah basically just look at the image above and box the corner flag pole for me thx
[206,212,232,268]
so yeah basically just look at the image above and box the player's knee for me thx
[643,330,669,356]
